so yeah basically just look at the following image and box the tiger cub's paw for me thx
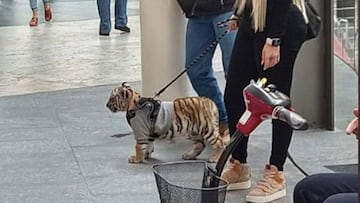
[207,157,217,163]
[128,155,143,164]
[223,134,231,146]
[208,151,222,163]
[181,153,197,160]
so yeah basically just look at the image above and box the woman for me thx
[221,0,308,202]
[29,0,52,27]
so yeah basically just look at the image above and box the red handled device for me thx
[237,78,308,135]
[204,78,309,194]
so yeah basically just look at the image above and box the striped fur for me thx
[170,97,220,145]
[106,82,230,164]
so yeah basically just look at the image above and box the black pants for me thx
[293,173,358,203]
[224,13,305,171]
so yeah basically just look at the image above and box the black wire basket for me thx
[152,160,229,203]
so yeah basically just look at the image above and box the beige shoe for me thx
[221,158,251,190]
[246,164,286,203]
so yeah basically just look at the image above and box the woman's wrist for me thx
[230,14,239,20]
[265,37,281,47]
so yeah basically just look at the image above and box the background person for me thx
[29,0,52,27]
[184,0,236,136]
[97,0,130,36]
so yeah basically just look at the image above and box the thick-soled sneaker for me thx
[219,123,230,146]
[246,164,286,203]
[221,158,251,190]
[115,26,131,33]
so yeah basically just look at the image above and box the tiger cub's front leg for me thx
[145,141,154,159]
[128,143,147,164]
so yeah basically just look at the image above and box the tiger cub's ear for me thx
[121,82,131,88]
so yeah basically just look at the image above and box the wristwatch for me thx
[266,38,281,47]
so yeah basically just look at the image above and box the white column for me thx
[139,0,192,100]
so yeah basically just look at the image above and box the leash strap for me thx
[153,18,236,98]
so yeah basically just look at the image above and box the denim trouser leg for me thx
[186,13,235,124]
[211,11,236,79]
[97,0,111,33]
[115,0,128,27]
[29,0,38,12]
[30,0,50,12]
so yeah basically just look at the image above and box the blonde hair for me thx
[234,0,308,32]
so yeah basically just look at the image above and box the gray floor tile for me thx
[0,183,94,203]
[0,127,64,141]
[0,139,71,154]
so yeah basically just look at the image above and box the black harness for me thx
[126,97,161,139]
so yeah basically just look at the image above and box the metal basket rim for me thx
[152,160,229,191]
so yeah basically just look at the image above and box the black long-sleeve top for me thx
[239,0,306,50]
[266,0,292,38]
[193,0,236,16]
[238,0,291,38]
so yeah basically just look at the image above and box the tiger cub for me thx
[106,82,230,164]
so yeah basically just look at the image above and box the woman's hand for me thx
[227,15,239,32]
[261,43,280,70]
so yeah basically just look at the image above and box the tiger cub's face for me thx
[106,82,141,113]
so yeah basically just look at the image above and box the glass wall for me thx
[333,0,358,129]
[334,0,357,71]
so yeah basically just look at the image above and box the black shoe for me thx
[115,26,130,33]
[99,31,110,36]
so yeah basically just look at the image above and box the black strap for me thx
[126,97,161,137]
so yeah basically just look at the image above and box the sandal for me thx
[29,16,38,27]
[44,4,52,21]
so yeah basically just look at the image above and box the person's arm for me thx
[262,0,292,70]
[267,0,292,38]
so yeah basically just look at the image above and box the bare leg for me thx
[44,2,52,21]
[29,10,39,26]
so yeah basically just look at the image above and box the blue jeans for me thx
[29,0,50,12]
[97,0,128,33]
[185,11,235,124]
